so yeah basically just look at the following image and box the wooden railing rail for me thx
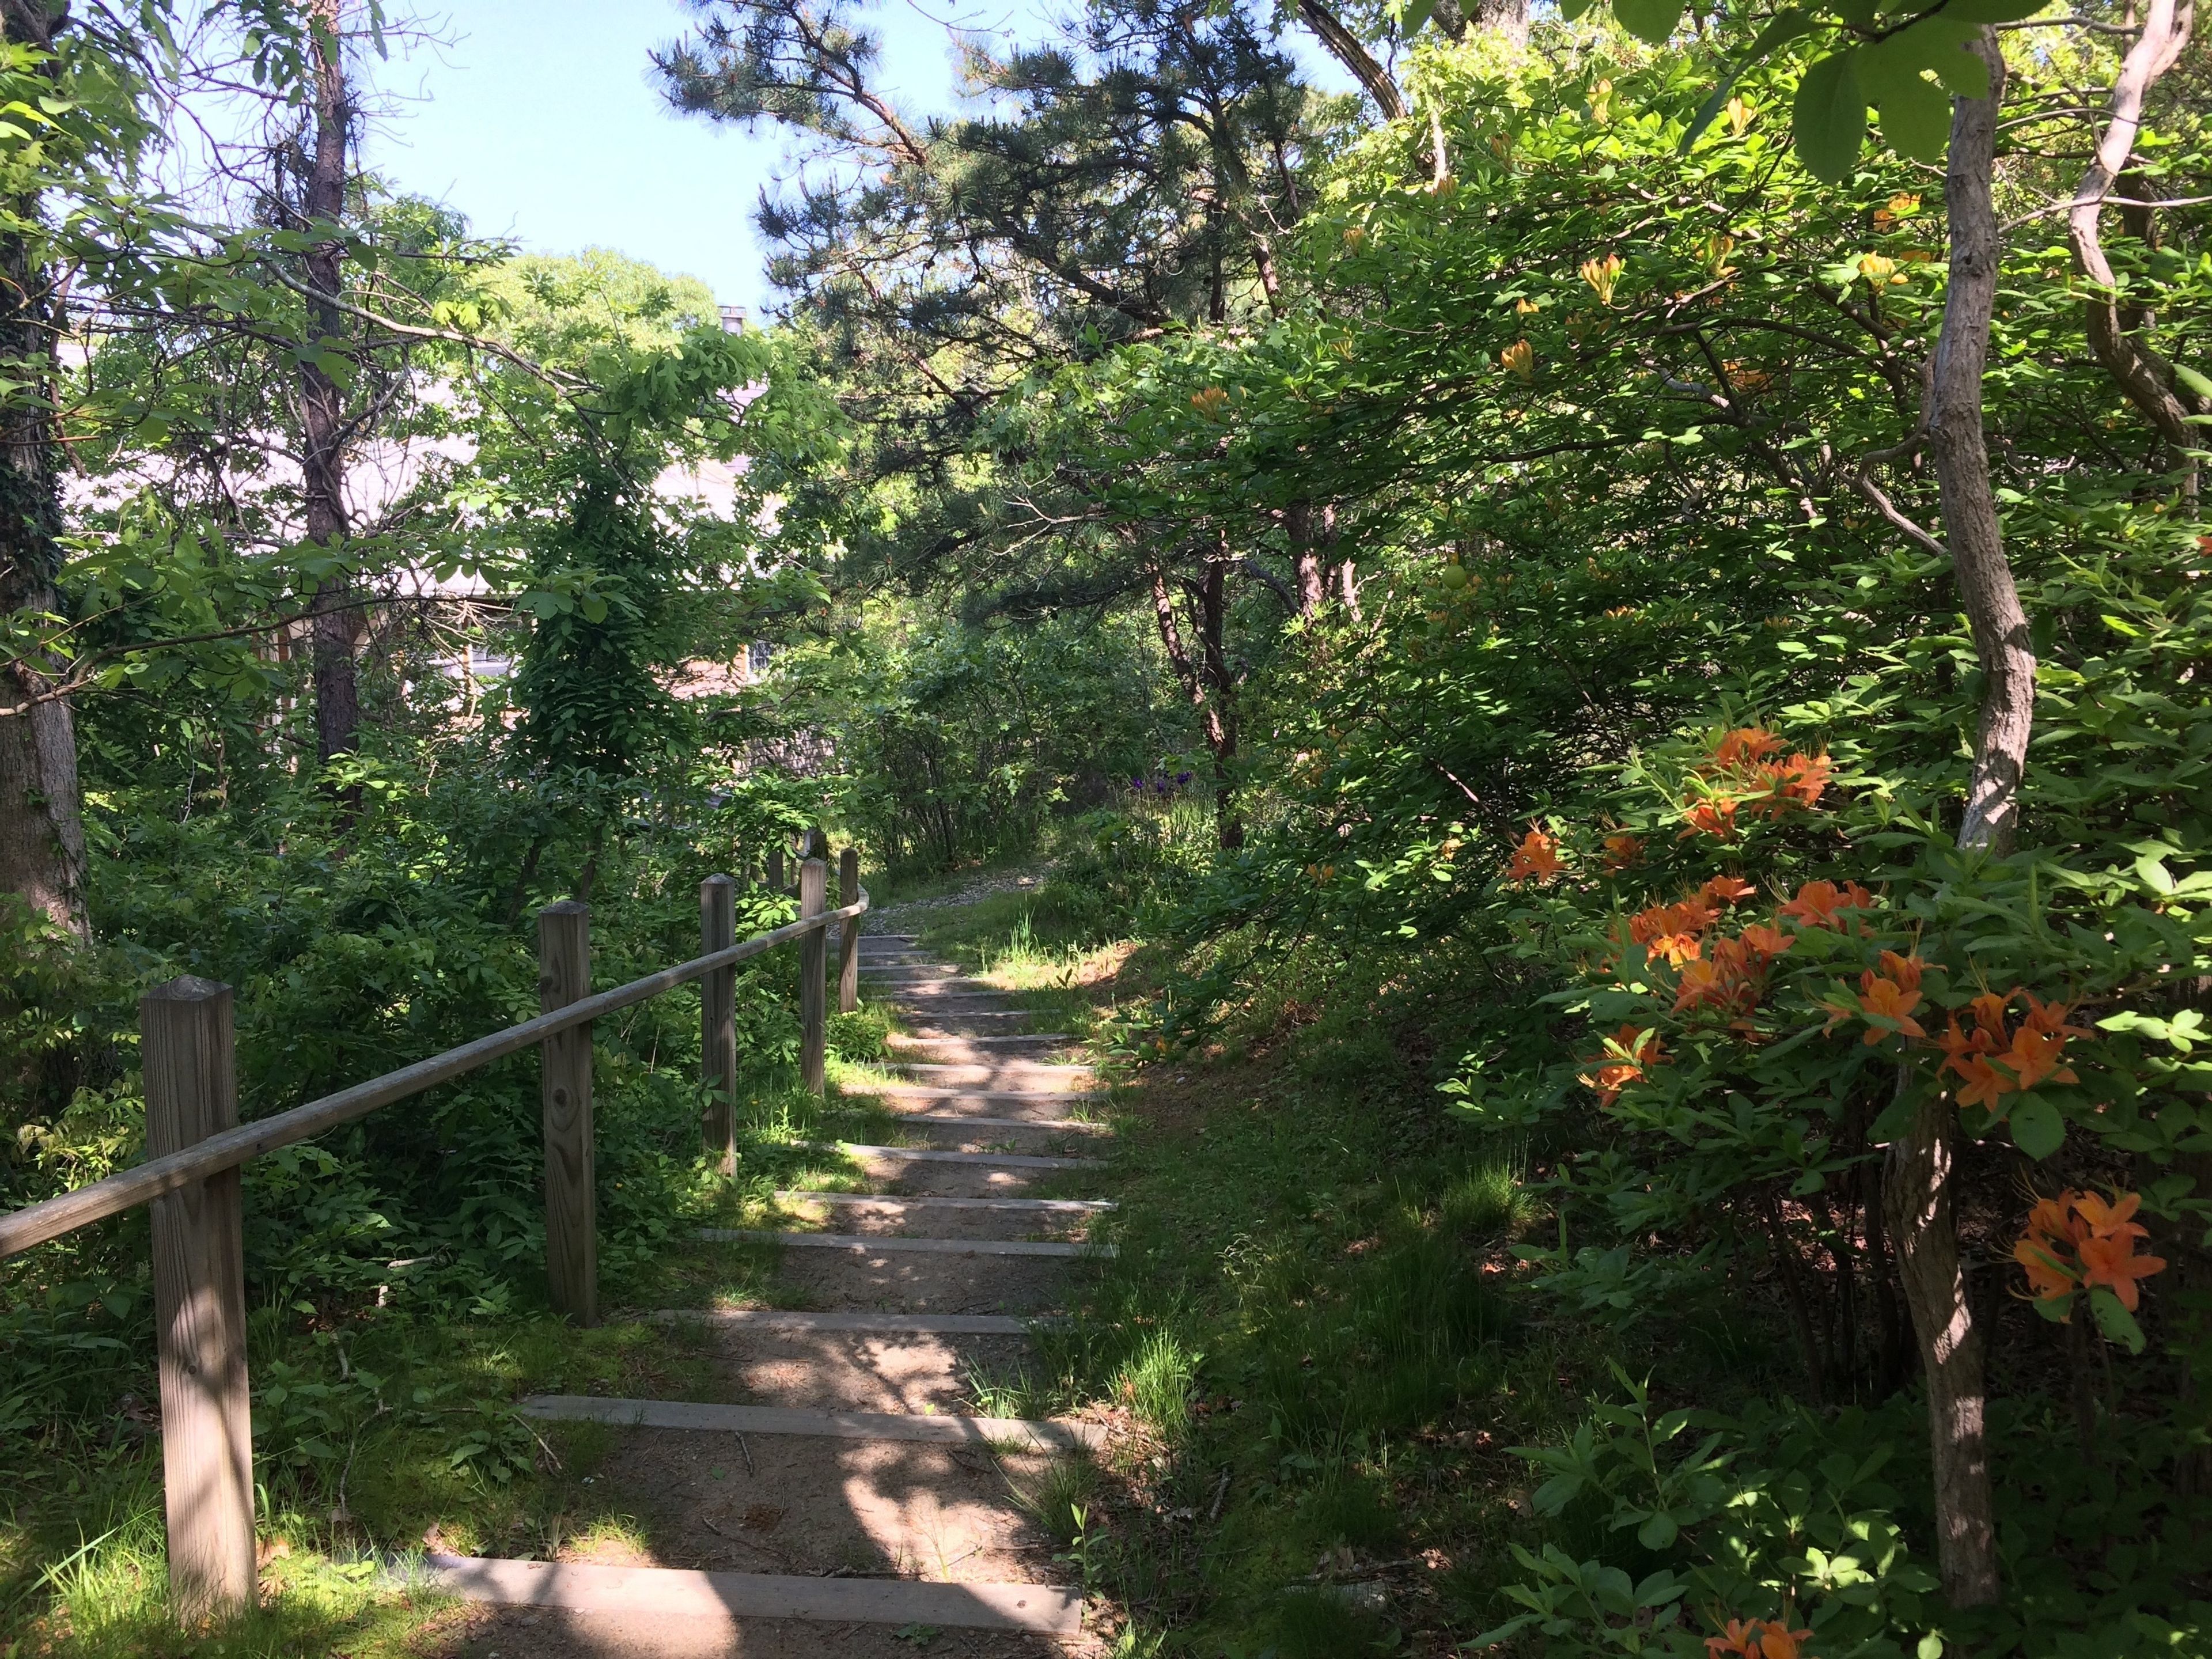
[0,881,867,1262]
[0,854,870,1623]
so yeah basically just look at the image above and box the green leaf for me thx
[1869,66,1952,161]
[1613,0,1687,43]
[2086,1285,2146,1354]
[2009,1095,2065,1160]
[1637,1511,1679,1548]
[1677,9,1813,150]
[1793,51,1868,183]
[2175,363,2212,400]
[1919,1634,1945,1658]
[1399,0,1439,32]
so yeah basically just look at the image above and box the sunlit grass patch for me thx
[1008,1455,1099,1547]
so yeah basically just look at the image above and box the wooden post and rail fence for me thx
[0,853,868,1624]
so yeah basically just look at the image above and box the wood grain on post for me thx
[838,848,861,1014]
[142,976,257,1624]
[799,858,827,1095]
[700,874,737,1176]
[539,902,597,1326]
[766,846,785,897]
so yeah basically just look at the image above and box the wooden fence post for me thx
[538,901,596,1326]
[799,857,827,1095]
[767,845,785,897]
[838,847,861,1014]
[700,874,737,1176]
[142,976,256,1625]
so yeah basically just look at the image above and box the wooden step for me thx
[854,1086,1101,1106]
[518,1393,1103,1451]
[888,1063,1096,1092]
[698,1228,1109,1259]
[773,1192,1114,1215]
[426,1554,1083,1634]
[888,1113,1111,1135]
[885,1032,1073,1050]
[647,1308,1041,1334]
[809,1141,1104,1171]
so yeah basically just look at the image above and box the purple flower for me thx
[1175,771,1193,785]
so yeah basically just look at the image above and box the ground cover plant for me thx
[3,0,2212,1652]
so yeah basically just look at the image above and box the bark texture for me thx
[1147,549,1243,850]
[1296,0,1405,120]
[1930,32,2029,857]
[2066,0,2203,493]
[1884,1090,1998,1605]
[299,0,361,765]
[0,0,88,939]
[1884,32,2013,1612]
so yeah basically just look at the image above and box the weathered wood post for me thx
[767,845,785,897]
[838,847,861,1015]
[538,900,597,1325]
[142,976,257,1625]
[700,874,738,1176]
[799,857,827,1095]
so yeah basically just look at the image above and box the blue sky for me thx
[360,0,1354,319]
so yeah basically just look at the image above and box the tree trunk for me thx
[1147,554,1241,850]
[1884,1088,1998,1606]
[1932,32,2028,858]
[300,0,360,767]
[1295,0,1404,120]
[2066,0,2203,495]
[1884,33,2012,1611]
[0,0,87,941]
[1288,500,1325,619]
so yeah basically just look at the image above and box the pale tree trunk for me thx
[1288,500,1325,619]
[0,0,87,940]
[1431,0,1532,44]
[300,0,360,766]
[1295,0,1404,119]
[1147,548,1243,850]
[2067,0,2202,495]
[1885,29,2012,1611]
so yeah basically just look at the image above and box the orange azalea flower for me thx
[1877,950,1923,993]
[1954,1053,2014,1111]
[1737,922,1792,959]
[1937,1015,1995,1077]
[1579,1024,1665,1104]
[1776,752,1830,809]
[2079,1232,2168,1310]
[1777,880,1875,929]
[1506,828,1563,882]
[1648,931,1704,967]
[1675,959,1726,1012]
[1854,968,1925,1044]
[1699,874,1757,907]
[1968,991,2012,1044]
[1998,1027,2079,1091]
[1681,798,1740,839]
[2013,1233,2078,1302]
[2073,1190,2146,1241]
[1630,899,1718,944]
[2013,1191,2166,1315]
[1707,1619,1817,1659]
[1708,728,1787,772]
[1601,832,1645,871]
[2021,993,2089,1039]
